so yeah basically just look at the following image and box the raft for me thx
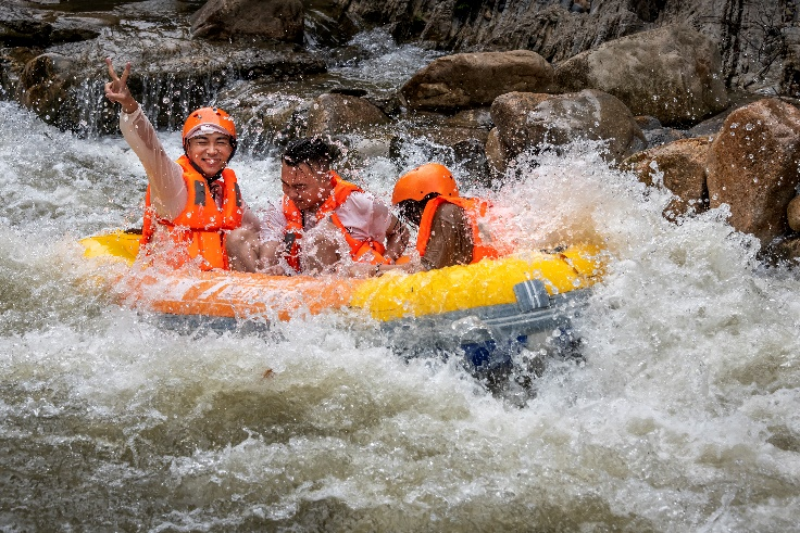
[80,230,605,372]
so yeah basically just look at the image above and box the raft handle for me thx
[513,280,550,313]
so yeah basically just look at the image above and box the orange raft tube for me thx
[80,230,606,324]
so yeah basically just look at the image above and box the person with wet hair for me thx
[103,58,261,270]
[227,137,410,276]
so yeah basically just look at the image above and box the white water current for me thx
[1,33,800,533]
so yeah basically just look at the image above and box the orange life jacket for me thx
[416,196,514,264]
[283,171,389,272]
[140,155,243,270]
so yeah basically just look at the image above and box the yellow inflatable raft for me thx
[80,230,605,324]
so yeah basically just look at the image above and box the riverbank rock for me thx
[14,26,326,135]
[328,1,798,101]
[489,89,646,171]
[190,0,304,43]
[553,25,728,126]
[400,50,553,112]
[0,5,111,47]
[306,93,390,136]
[625,137,711,219]
[706,98,800,244]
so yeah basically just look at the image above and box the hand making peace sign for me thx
[104,58,138,114]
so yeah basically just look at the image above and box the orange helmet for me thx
[182,107,237,143]
[392,163,459,204]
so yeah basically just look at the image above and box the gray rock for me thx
[490,89,647,167]
[306,93,390,136]
[190,0,304,43]
[554,25,729,126]
[401,50,553,112]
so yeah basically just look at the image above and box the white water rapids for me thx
[1,37,800,533]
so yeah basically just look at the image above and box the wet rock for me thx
[490,89,647,166]
[13,20,326,135]
[50,15,111,44]
[706,98,800,244]
[327,1,800,100]
[401,50,553,112]
[635,115,662,131]
[190,0,304,43]
[762,236,800,266]
[788,195,800,232]
[452,138,491,186]
[554,25,729,126]
[625,137,711,219]
[485,127,510,175]
[0,5,111,47]
[0,15,51,47]
[306,93,390,136]
[20,53,75,124]
[445,107,494,129]
[644,127,689,148]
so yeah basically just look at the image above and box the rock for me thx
[452,138,491,187]
[625,137,711,219]
[400,50,553,112]
[306,93,390,136]
[635,115,662,130]
[788,195,800,233]
[445,107,494,129]
[485,127,509,174]
[706,98,800,244]
[553,25,729,126]
[328,1,798,101]
[490,89,647,164]
[12,22,326,135]
[0,15,51,47]
[762,237,800,266]
[643,127,689,148]
[190,0,304,43]
[20,53,75,126]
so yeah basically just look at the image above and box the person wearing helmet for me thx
[392,163,514,270]
[226,137,410,276]
[104,59,261,270]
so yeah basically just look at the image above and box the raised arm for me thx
[104,58,186,220]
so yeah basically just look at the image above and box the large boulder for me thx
[706,98,800,244]
[625,137,711,218]
[190,0,304,43]
[306,93,390,136]
[400,50,553,112]
[553,24,728,126]
[490,89,647,170]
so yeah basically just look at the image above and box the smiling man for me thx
[104,58,261,271]
[227,137,409,276]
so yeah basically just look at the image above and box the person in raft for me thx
[391,163,515,270]
[103,58,261,271]
[226,137,410,276]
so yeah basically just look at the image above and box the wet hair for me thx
[397,193,439,227]
[282,137,340,169]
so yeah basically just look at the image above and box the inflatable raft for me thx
[80,230,605,373]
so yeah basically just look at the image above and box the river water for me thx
[2,26,800,533]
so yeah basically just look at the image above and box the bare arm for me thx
[420,203,473,270]
[384,214,410,262]
[104,58,186,220]
[240,204,262,232]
